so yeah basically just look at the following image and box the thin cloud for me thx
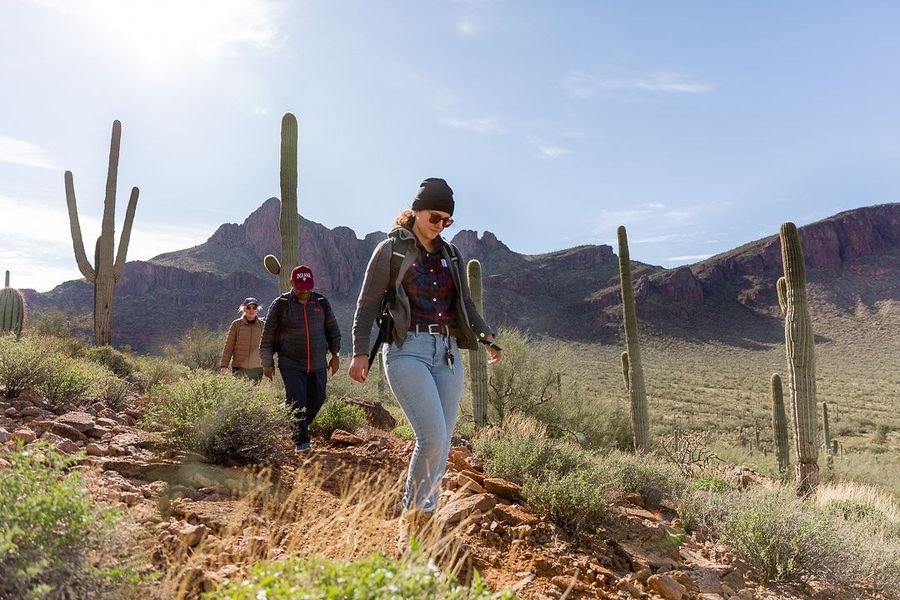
[457,19,477,36]
[563,70,713,99]
[0,135,58,170]
[527,137,572,159]
[441,116,504,134]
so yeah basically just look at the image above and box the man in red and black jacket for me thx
[260,265,341,452]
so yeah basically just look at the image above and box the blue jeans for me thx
[280,368,327,445]
[384,331,464,513]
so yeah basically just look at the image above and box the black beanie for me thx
[411,177,454,215]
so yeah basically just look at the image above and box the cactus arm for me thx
[776,277,788,315]
[114,186,139,281]
[771,373,790,475]
[64,170,97,282]
[264,254,282,276]
[621,351,630,391]
[4,270,8,288]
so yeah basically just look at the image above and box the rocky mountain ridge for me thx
[23,201,899,352]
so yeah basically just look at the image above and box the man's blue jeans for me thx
[383,331,464,513]
[280,368,327,445]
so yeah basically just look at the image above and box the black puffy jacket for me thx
[260,291,341,372]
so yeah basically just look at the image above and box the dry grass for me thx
[160,461,478,599]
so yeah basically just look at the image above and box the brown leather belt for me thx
[409,323,463,338]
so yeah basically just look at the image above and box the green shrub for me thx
[597,451,687,507]
[691,475,733,493]
[473,415,593,485]
[83,345,136,378]
[0,334,49,398]
[392,423,416,441]
[718,486,829,583]
[37,355,117,409]
[0,442,128,599]
[308,398,366,438]
[523,469,608,531]
[163,322,227,371]
[132,355,191,391]
[142,373,293,465]
[207,553,516,599]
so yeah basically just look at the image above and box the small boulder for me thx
[40,432,79,454]
[483,477,522,501]
[12,428,36,443]
[437,493,497,524]
[456,473,486,494]
[492,503,538,526]
[648,573,687,600]
[171,522,209,548]
[0,427,11,443]
[57,411,96,433]
[330,429,365,445]
[47,422,90,443]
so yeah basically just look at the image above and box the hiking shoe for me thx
[295,441,311,452]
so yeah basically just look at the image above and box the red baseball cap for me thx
[291,265,314,291]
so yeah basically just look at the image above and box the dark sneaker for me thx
[295,441,311,452]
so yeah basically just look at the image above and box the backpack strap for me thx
[368,231,408,370]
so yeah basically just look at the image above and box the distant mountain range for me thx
[23,200,899,352]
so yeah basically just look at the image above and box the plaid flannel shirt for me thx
[402,236,457,326]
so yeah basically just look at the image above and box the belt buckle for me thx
[427,323,443,335]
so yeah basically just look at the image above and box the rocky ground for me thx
[0,392,864,600]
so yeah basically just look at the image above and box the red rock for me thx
[648,573,687,600]
[483,477,521,501]
[447,448,470,471]
[492,503,538,526]
[330,429,364,445]
[456,473,486,494]
[57,411,96,433]
[460,468,485,484]
[437,493,497,524]
[12,428,36,443]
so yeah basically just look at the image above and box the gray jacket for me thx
[351,226,493,356]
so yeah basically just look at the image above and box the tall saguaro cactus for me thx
[779,222,819,496]
[617,225,650,452]
[263,113,300,292]
[466,259,489,428]
[64,120,139,347]
[1,270,27,338]
[771,373,790,475]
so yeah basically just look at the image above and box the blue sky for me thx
[2,1,899,292]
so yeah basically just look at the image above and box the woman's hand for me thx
[483,335,503,365]
[220,366,229,375]
[348,354,369,383]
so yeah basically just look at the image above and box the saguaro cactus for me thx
[263,113,300,292]
[0,270,27,338]
[771,373,790,475]
[822,402,833,471]
[64,120,139,347]
[779,221,819,496]
[617,225,650,452]
[467,259,489,428]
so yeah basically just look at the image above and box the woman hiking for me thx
[348,177,502,551]
[220,297,265,383]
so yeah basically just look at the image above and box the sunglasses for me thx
[244,305,259,310]
[427,212,454,227]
